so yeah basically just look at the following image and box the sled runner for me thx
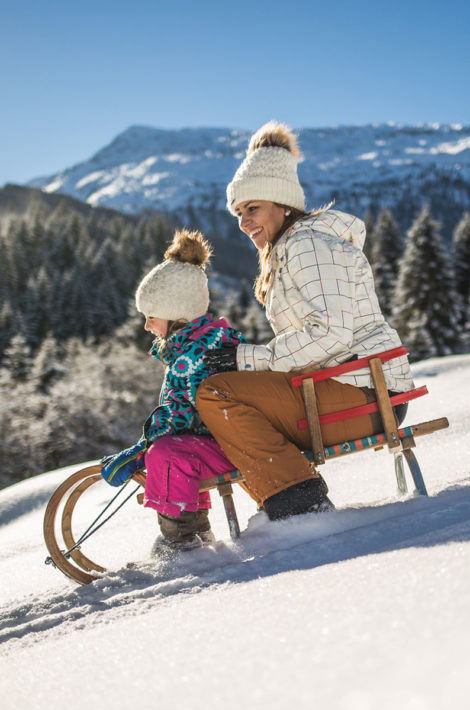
[43,465,244,585]
[43,346,448,586]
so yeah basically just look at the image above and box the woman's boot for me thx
[262,476,333,521]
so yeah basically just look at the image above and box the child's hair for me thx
[155,318,189,364]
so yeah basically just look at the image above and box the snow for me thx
[431,136,470,156]
[27,123,470,224]
[1,355,470,709]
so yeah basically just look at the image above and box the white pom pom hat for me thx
[226,145,305,215]
[135,260,209,322]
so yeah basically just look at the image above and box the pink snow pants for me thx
[143,434,235,517]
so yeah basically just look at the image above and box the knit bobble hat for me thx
[226,121,306,215]
[135,229,212,322]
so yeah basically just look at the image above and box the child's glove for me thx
[100,438,147,487]
[204,344,238,373]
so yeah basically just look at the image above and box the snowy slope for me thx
[28,123,470,238]
[1,355,470,709]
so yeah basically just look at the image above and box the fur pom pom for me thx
[247,121,300,160]
[164,229,212,268]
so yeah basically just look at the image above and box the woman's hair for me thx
[254,204,333,305]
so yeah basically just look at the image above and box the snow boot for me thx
[262,476,333,521]
[152,509,215,558]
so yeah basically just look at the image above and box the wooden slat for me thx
[301,378,325,464]
[409,417,449,436]
[369,357,401,451]
[217,482,241,539]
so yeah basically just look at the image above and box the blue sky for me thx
[1,0,468,186]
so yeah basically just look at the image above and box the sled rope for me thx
[62,480,141,559]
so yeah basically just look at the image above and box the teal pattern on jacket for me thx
[143,313,246,442]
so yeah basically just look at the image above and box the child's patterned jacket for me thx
[144,313,246,441]
[101,313,246,486]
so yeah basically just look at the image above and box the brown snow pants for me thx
[196,370,384,505]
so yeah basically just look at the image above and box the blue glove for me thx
[100,438,147,487]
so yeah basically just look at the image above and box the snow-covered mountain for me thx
[29,123,470,240]
[1,354,470,709]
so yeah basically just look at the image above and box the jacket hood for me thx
[149,313,231,363]
[289,209,366,250]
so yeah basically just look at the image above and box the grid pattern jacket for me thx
[236,210,414,391]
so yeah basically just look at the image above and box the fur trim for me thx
[164,228,212,268]
[247,121,301,160]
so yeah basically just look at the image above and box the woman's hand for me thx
[204,344,238,374]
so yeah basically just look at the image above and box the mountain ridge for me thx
[28,122,470,242]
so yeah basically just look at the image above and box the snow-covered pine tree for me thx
[0,299,16,361]
[392,205,461,360]
[30,332,64,392]
[87,239,126,336]
[460,301,470,353]
[452,211,470,329]
[241,299,273,344]
[23,268,51,350]
[2,331,31,381]
[371,207,403,319]
[221,290,245,332]
[362,208,375,267]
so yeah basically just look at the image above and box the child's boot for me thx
[151,509,215,558]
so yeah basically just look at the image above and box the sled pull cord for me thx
[61,480,141,560]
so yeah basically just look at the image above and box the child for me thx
[101,229,246,556]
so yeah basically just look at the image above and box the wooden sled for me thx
[43,346,448,586]
[43,465,244,586]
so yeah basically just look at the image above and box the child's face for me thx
[144,316,168,338]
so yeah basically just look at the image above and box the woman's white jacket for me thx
[236,209,414,392]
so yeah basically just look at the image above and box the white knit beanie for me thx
[226,121,306,215]
[135,230,211,322]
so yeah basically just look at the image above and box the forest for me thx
[0,188,469,488]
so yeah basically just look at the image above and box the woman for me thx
[196,121,414,521]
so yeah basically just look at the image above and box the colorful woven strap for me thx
[291,346,409,387]
[297,386,428,429]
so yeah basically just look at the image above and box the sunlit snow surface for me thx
[1,355,470,709]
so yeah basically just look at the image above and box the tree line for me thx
[0,197,469,488]
[364,205,470,359]
[1,197,469,375]
[0,196,174,362]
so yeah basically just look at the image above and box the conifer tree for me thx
[363,208,375,267]
[0,299,16,361]
[87,239,125,335]
[452,212,470,327]
[392,205,461,360]
[23,268,51,350]
[31,332,64,392]
[241,300,273,344]
[371,207,403,319]
[223,291,244,332]
[2,331,31,381]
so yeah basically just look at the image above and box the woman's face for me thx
[144,316,168,338]
[235,200,287,249]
